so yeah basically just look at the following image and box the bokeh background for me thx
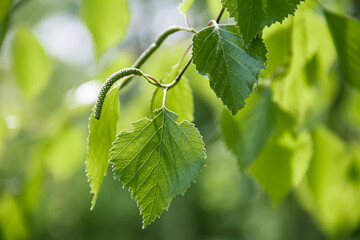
[1,0,360,239]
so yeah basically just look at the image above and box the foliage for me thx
[1,0,360,238]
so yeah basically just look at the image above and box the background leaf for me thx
[110,108,206,227]
[81,0,130,56]
[220,0,304,44]
[86,81,121,209]
[177,0,194,15]
[249,130,313,204]
[221,88,277,169]
[0,0,12,23]
[11,26,51,100]
[325,9,360,89]
[192,24,267,114]
[297,127,360,236]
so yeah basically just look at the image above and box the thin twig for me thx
[167,8,225,90]
[215,8,225,23]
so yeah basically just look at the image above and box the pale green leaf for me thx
[297,127,360,235]
[47,126,86,181]
[325,9,360,89]
[221,88,277,169]
[221,0,304,44]
[86,81,121,209]
[150,64,194,122]
[177,0,194,15]
[249,131,313,204]
[0,194,28,240]
[12,26,51,99]
[271,7,338,127]
[81,0,130,55]
[110,107,206,227]
[192,24,267,114]
[0,0,12,23]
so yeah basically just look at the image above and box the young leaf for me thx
[192,24,267,114]
[325,9,360,89]
[110,108,206,227]
[177,0,194,15]
[221,0,304,44]
[86,81,121,209]
[150,64,194,122]
[12,26,51,100]
[81,0,130,56]
[221,88,277,169]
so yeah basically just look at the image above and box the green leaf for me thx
[0,0,12,23]
[81,0,130,55]
[12,26,51,100]
[192,24,267,114]
[297,127,360,235]
[221,0,304,44]
[47,126,86,181]
[150,64,194,122]
[249,130,313,204]
[177,0,194,15]
[110,108,206,227]
[86,81,121,209]
[324,9,360,89]
[221,88,277,169]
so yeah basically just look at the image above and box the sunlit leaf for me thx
[262,19,292,78]
[325,9,360,89]
[86,81,121,209]
[12,26,51,99]
[177,0,194,15]
[81,0,130,55]
[250,131,313,204]
[151,64,194,122]
[192,24,267,114]
[110,108,206,227]
[297,127,360,236]
[271,7,337,127]
[221,88,277,169]
[0,194,28,240]
[221,0,304,44]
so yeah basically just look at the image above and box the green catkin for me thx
[94,26,195,120]
[94,68,143,120]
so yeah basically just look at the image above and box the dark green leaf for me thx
[110,108,206,227]
[221,0,304,44]
[192,24,267,114]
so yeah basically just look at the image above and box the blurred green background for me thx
[1,0,360,239]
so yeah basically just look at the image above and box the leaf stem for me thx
[94,68,161,120]
[162,87,168,108]
[119,25,196,89]
[132,25,196,69]
[167,8,225,90]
